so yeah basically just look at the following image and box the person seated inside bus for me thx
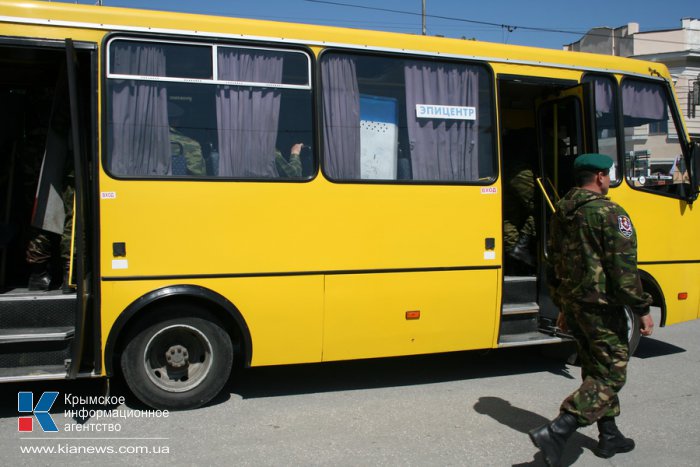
[670,155,690,184]
[274,142,304,178]
[168,102,205,176]
[25,85,75,292]
[502,129,537,270]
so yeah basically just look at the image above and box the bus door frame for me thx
[64,38,99,378]
[535,82,597,321]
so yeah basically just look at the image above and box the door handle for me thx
[536,177,556,213]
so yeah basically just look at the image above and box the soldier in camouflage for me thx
[169,127,205,176]
[274,143,304,178]
[502,130,538,269]
[529,153,654,467]
[503,160,536,267]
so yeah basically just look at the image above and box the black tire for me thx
[624,305,641,356]
[120,310,233,410]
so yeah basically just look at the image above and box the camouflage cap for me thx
[574,153,614,171]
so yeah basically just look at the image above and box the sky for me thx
[65,0,698,50]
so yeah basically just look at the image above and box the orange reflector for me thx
[678,292,688,300]
[405,310,420,320]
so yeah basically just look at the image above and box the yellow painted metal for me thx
[101,276,325,366]
[609,183,700,325]
[324,270,499,361]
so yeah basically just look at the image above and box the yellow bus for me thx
[0,1,698,410]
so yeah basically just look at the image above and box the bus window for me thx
[105,39,313,179]
[320,52,495,183]
[622,79,690,197]
[582,74,621,183]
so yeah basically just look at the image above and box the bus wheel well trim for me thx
[104,284,252,376]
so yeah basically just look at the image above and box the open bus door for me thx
[497,79,596,347]
[0,38,94,382]
[534,83,596,325]
[65,39,91,379]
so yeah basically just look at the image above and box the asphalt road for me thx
[1,310,698,466]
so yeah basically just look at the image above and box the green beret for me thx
[574,153,613,171]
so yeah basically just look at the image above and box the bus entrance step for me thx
[503,276,537,304]
[0,290,76,328]
[498,331,566,348]
[500,302,539,335]
[0,327,74,344]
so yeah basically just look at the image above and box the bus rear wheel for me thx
[121,311,233,410]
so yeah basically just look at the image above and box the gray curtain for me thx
[216,48,283,177]
[622,80,667,123]
[321,55,361,179]
[590,77,613,114]
[404,62,479,181]
[109,43,169,176]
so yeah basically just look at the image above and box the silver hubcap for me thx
[624,306,634,343]
[143,324,213,393]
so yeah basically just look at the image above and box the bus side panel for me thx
[639,264,700,325]
[323,270,499,361]
[101,276,324,368]
[611,185,700,325]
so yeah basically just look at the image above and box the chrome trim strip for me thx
[0,371,99,383]
[498,336,565,348]
[0,329,75,343]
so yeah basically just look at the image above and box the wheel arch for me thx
[639,269,667,327]
[104,284,252,376]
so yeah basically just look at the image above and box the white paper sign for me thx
[416,104,476,120]
[112,259,129,270]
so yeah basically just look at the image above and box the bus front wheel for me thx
[624,305,641,356]
[121,311,233,410]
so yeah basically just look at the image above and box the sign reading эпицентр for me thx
[415,104,476,120]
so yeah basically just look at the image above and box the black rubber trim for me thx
[101,265,502,282]
[638,260,700,265]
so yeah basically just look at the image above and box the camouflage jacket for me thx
[547,187,652,315]
[274,150,302,178]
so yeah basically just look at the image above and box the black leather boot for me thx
[509,234,535,267]
[27,262,51,291]
[529,412,579,467]
[61,261,74,294]
[594,417,635,458]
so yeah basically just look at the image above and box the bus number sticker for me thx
[481,187,497,194]
[415,104,476,120]
[101,192,117,199]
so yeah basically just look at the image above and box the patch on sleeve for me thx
[617,215,634,238]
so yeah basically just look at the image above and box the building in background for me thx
[565,18,700,139]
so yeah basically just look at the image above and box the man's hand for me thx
[290,143,304,157]
[640,313,654,336]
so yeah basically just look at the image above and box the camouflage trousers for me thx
[26,183,74,264]
[560,302,629,426]
[503,215,536,251]
[503,167,535,251]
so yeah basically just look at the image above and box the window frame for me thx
[317,47,498,187]
[102,33,316,182]
[619,76,691,200]
[581,72,623,188]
